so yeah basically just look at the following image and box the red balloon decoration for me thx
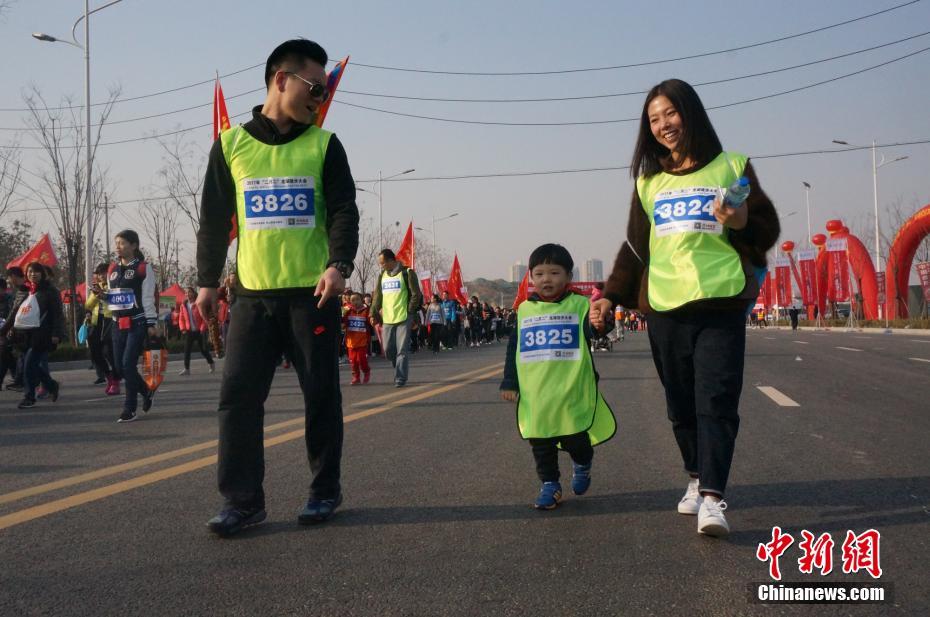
[811,234,827,246]
[781,240,795,252]
[825,219,844,233]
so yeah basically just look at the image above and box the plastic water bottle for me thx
[722,176,750,208]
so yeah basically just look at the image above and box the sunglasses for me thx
[285,71,329,101]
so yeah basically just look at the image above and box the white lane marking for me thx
[854,337,871,340]
[794,341,809,345]
[911,340,930,344]
[757,386,800,407]
[836,346,863,352]
[765,337,776,340]
[811,334,827,337]
[909,357,930,363]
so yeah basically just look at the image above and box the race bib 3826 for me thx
[243,176,315,230]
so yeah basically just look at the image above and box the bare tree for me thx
[350,218,402,294]
[22,84,120,341]
[0,143,22,221]
[139,198,180,290]
[155,131,206,237]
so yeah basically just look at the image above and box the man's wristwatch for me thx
[328,260,354,280]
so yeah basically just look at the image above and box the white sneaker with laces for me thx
[677,478,701,515]
[178,368,190,376]
[208,364,215,374]
[697,497,729,537]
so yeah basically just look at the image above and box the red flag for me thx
[447,254,468,305]
[827,238,851,302]
[212,75,238,244]
[7,233,58,270]
[315,56,349,128]
[796,249,817,306]
[418,270,432,299]
[396,222,415,269]
[213,75,231,142]
[513,269,530,309]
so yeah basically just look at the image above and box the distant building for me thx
[582,258,604,282]
[572,266,580,281]
[510,262,528,283]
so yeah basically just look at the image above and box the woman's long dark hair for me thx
[630,79,723,179]
[115,229,145,261]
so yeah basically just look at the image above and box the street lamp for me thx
[832,139,909,323]
[375,168,414,247]
[33,0,125,289]
[415,212,459,269]
[802,182,812,247]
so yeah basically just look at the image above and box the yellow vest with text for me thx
[638,151,748,312]
[515,294,616,445]
[380,270,409,324]
[222,125,331,291]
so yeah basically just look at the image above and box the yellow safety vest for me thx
[637,151,748,311]
[222,124,331,291]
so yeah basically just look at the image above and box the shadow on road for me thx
[231,476,929,541]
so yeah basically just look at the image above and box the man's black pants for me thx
[646,308,745,496]
[217,294,343,508]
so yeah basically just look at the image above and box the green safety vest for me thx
[638,151,748,312]
[515,294,616,445]
[380,269,409,324]
[222,124,331,291]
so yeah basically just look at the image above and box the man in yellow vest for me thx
[369,249,422,387]
[196,39,359,537]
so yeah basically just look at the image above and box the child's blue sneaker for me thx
[534,481,562,510]
[571,462,592,495]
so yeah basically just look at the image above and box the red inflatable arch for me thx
[885,203,930,318]
[822,220,879,319]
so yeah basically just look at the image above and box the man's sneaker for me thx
[117,410,137,423]
[208,363,215,374]
[207,505,267,537]
[350,376,360,385]
[142,388,155,413]
[298,493,343,525]
[363,371,371,384]
[571,462,592,495]
[36,385,48,399]
[17,397,36,409]
[697,498,730,537]
[534,481,562,510]
[6,382,23,392]
[678,478,701,515]
[394,380,406,388]
[93,376,106,385]
[48,380,60,402]
[177,368,190,376]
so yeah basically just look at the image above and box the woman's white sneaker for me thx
[677,478,701,515]
[697,497,729,537]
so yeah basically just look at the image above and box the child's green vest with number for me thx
[222,125,331,291]
[379,270,409,324]
[637,151,748,312]
[515,293,616,445]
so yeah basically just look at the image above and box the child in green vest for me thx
[500,243,616,510]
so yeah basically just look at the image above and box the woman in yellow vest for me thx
[592,79,780,537]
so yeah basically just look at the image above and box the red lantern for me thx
[781,240,795,252]
[825,219,844,233]
[812,233,827,246]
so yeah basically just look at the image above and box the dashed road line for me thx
[836,346,863,352]
[757,386,800,407]
[909,357,930,363]
[794,341,809,345]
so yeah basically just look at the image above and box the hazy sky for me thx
[2,0,929,281]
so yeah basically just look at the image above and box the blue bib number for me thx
[243,176,315,230]
[347,316,367,331]
[106,288,137,311]
[519,313,580,364]
[653,188,721,237]
[382,279,402,293]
